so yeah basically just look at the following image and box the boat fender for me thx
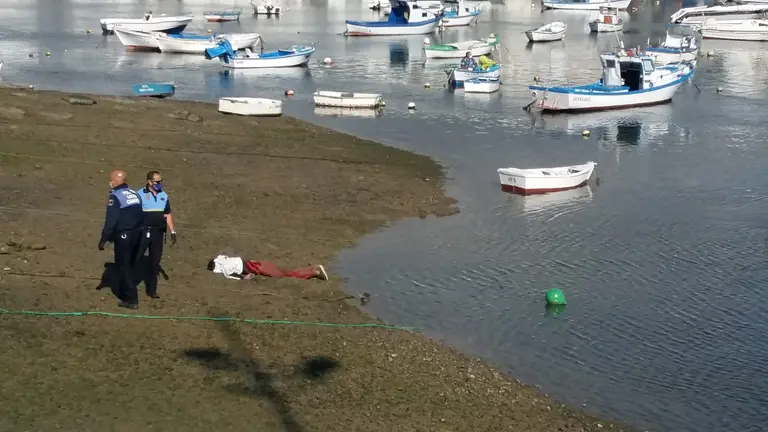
[531,91,537,98]
[545,288,566,306]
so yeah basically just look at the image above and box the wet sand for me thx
[0,86,633,432]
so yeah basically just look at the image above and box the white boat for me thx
[464,77,500,93]
[645,24,699,65]
[250,0,282,15]
[423,34,498,58]
[204,8,243,22]
[670,3,768,25]
[218,97,282,116]
[528,45,695,112]
[701,19,768,41]
[154,32,262,54]
[542,0,631,11]
[525,22,567,42]
[497,162,596,195]
[446,57,502,87]
[345,0,442,36]
[589,7,624,32]
[313,90,384,108]
[205,41,315,68]
[100,11,193,34]
[114,28,160,50]
[441,0,482,27]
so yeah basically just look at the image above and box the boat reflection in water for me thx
[517,185,593,214]
[220,67,313,79]
[313,106,384,118]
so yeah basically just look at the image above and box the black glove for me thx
[98,240,106,251]
[170,232,177,246]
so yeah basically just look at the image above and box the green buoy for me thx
[545,288,566,305]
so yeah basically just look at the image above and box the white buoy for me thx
[423,37,431,45]
[424,82,431,88]
[531,3,535,7]
[707,50,715,57]
[381,101,386,107]
[716,87,723,93]
[285,89,295,96]
[582,130,590,137]
[408,102,416,109]
[323,57,333,65]
[207,29,212,33]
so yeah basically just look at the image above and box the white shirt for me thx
[211,255,243,280]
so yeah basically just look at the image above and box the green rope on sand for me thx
[0,308,422,331]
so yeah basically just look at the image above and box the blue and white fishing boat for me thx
[205,40,315,68]
[527,45,695,112]
[131,82,176,98]
[345,0,442,36]
[645,24,699,65]
[445,55,502,88]
[441,0,481,27]
[542,0,631,11]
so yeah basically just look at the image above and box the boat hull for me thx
[131,83,176,98]
[345,18,441,36]
[423,43,492,58]
[101,16,193,34]
[204,14,241,22]
[220,51,314,68]
[646,48,698,65]
[525,29,566,42]
[498,163,595,195]
[449,66,502,87]
[464,79,500,93]
[702,26,768,41]
[529,69,694,112]
[589,21,623,32]
[218,97,282,116]
[313,91,384,108]
[156,33,261,53]
[543,0,630,10]
[441,13,480,27]
[114,28,159,50]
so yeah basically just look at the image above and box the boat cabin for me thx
[661,24,697,50]
[387,0,440,24]
[599,51,656,91]
[597,6,620,23]
[446,0,477,15]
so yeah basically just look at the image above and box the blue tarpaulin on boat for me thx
[388,0,409,24]
[204,39,235,60]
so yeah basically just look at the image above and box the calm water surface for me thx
[2,0,768,431]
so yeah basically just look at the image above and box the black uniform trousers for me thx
[114,227,141,304]
[136,226,164,296]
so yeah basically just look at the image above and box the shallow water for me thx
[2,0,768,430]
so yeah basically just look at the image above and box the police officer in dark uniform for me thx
[136,170,177,299]
[98,170,143,310]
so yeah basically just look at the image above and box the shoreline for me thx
[0,85,636,431]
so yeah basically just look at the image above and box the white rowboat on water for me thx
[701,19,768,41]
[313,91,384,108]
[423,35,498,59]
[154,33,262,54]
[525,22,567,42]
[497,162,596,195]
[218,97,282,116]
[101,13,193,34]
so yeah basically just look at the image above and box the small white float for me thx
[464,77,500,93]
[218,97,282,116]
[313,90,384,108]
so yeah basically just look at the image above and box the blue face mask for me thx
[152,183,163,192]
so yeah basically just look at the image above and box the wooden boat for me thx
[528,45,695,112]
[423,34,498,59]
[670,3,768,25]
[155,32,262,54]
[205,40,315,68]
[701,19,768,41]
[131,82,176,98]
[525,22,567,42]
[589,7,624,33]
[441,0,482,27]
[464,77,500,93]
[204,8,243,22]
[497,162,596,195]
[313,91,384,108]
[100,11,193,34]
[542,0,630,11]
[250,0,282,15]
[645,24,698,65]
[345,0,442,36]
[218,97,282,116]
[446,57,502,87]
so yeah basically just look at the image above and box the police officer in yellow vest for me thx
[136,170,177,299]
[99,170,143,309]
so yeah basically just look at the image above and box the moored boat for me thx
[313,90,384,108]
[155,32,262,54]
[542,0,631,11]
[345,0,442,36]
[497,162,596,195]
[645,24,699,65]
[423,34,498,58]
[205,40,315,68]
[114,28,160,50]
[250,0,282,15]
[446,56,501,87]
[441,0,482,27]
[701,19,768,41]
[131,82,176,98]
[464,77,500,93]
[204,8,243,22]
[218,97,282,116]
[589,7,624,32]
[527,45,695,112]
[100,11,193,34]
[670,3,768,25]
[525,22,567,42]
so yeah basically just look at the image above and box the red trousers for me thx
[244,260,318,279]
